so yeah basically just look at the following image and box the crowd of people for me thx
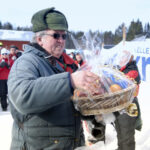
[0,7,142,150]
[0,43,22,111]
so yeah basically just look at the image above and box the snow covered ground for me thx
[0,81,150,150]
[0,107,12,150]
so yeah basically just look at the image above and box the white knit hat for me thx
[1,48,9,55]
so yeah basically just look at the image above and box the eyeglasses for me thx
[2,53,8,55]
[43,33,67,40]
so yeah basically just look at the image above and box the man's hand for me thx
[70,70,101,94]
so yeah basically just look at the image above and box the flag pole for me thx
[122,23,126,46]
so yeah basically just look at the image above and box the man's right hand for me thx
[70,70,101,95]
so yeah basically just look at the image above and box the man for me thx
[8,8,100,150]
[9,45,18,61]
[9,45,22,59]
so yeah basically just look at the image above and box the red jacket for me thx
[9,54,17,61]
[56,52,78,73]
[0,58,14,80]
[120,61,140,97]
[74,60,85,68]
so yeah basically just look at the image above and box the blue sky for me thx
[0,0,150,32]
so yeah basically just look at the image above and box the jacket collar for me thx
[23,43,49,58]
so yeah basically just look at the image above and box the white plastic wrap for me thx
[71,33,136,116]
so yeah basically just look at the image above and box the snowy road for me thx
[0,81,150,150]
[0,108,12,150]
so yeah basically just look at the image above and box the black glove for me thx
[0,61,10,68]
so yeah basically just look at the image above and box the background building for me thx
[0,29,33,50]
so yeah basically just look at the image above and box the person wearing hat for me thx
[9,45,18,61]
[8,7,101,150]
[0,48,14,111]
[114,52,142,150]
[93,51,142,150]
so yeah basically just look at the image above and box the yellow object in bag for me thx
[126,103,138,117]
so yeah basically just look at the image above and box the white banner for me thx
[104,39,150,82]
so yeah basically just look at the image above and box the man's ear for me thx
[36,36,43,46]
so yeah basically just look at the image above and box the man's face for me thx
[10,48,16,55]
[39,30,66,58]
[76,54,82,62]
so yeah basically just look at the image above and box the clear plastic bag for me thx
[71,33,136,116]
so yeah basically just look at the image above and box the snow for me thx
[0,81,150,150]
[0,109,13,150]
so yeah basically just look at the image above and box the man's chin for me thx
[54,53,63,58]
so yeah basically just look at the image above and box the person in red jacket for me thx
[114,52,142,150]
[88,51,142,149]
[75,52,85,68]
[0,48,14,111]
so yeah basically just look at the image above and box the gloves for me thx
[0,61,10,68]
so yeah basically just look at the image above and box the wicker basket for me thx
[72,83,136,116]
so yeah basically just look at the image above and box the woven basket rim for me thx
[72,83,136,101]
[79,100,132,115]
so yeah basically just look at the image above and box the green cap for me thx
[31,7,68,32]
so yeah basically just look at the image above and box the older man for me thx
[8,8,100,150]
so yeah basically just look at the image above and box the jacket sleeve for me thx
[8,56,73,115]
[125,70,138,80]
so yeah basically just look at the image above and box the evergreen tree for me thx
[127,19,143,41]
[73,31,85,50]
[2,22,13,30]
[136,19,143,35]
[103,31,114,45]
[144,23,150,33]
[113,23,125,44]
[16,26,32,31]
[65,31,76,49]
[0,21,2,29]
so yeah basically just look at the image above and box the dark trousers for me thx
[115,112,136,150]
[0,95,8,110]
[114,97,141,150]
